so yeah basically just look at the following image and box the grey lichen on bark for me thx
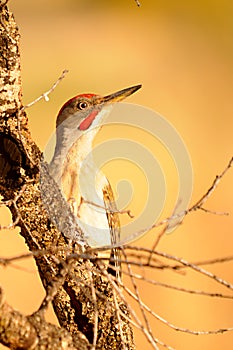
[0,3,135,349]
[0,0,21,113]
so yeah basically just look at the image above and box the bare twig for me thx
[153,250,233,290]
[16,70,69,166]
[198,207,229,216]
[125,157,233,244]
[21,69,69,111]
[181,255,233,268]
[147,224,167,265]
[112,288,127,350]
[97,263,161,350]
[124,283,233,336]
[123,249,155,343]
[0,184,28,230]
[79,197,134,218]
[121,269,233,300]
[148,197,183,260]
[134,0,141,6]
[189,157,232,211]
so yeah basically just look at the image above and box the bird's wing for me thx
[102,181,121,278]
[102,181,120,245]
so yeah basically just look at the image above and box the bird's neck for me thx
[50,104,113,185]
[50,127,100,184]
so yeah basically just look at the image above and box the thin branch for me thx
[120,247,233,271]
[125,157,233,244]
[112,288,127,350]
[21,69,69,111]
[147,224,167,265]
[134,0,141,6]
[94,259,177,350]
[189,157,233,211]
[123,249,155,343]
[0,183,29,230]
[198,207,229,216]
[182,255,233,267]
[153,250,233,290]
[148,197,184,262]
[168,255,233,271]
[121,269,233,300]
[124,283,233,336]
[80,198,134,218]
[16,70,69,166]
[97,264,161,350]
[2,246,233,279]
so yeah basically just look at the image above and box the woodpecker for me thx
[49,84,141,276]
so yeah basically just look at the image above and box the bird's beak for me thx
[96,84,142,105]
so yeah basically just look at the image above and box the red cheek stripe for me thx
[79,110,99,130]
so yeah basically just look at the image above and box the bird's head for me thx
[52,84,142,169]
[56,84,142,133]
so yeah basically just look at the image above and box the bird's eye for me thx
[77,101,89,110]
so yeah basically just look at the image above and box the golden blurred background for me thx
[0,0,233,349]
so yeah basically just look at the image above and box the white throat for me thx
[50,104,113,184]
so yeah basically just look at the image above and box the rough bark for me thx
[0,3,135,349]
